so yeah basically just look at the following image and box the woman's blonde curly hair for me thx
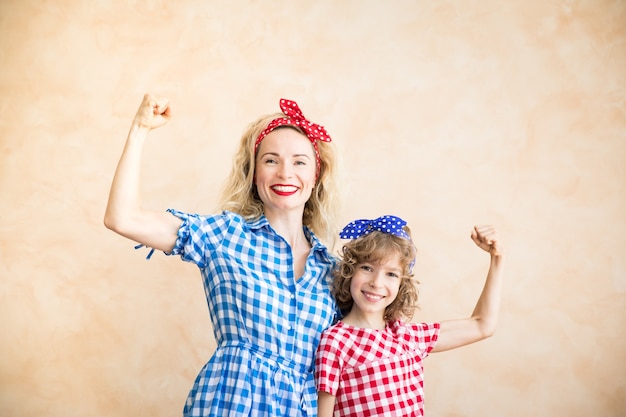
[218,111,340,247]
[332,228,419,322]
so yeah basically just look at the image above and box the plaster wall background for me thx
[1,1,625,416]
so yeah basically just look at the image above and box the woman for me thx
[104,94,341,416]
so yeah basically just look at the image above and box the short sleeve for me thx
[407,322,440,357]
[166,209,231,269]
[315,327,343,395]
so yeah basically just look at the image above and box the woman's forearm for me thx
[104,123,149,234]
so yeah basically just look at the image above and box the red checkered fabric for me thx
[315,320,440,416]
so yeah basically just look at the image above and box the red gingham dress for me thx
[315,320,440,416]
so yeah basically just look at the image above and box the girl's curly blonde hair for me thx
[332,228,419,322]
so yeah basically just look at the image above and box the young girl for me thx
[315,215,505,417]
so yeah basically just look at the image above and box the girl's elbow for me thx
[480,324,498,339]
[482,329,495,340]
[476,318,498,340]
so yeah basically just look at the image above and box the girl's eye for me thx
[360,265,373,272]
[264,158,278,164]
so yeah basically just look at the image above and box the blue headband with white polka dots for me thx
[339,215,415,272]
[339,215,411,241]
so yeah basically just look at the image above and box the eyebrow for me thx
[259,152,312,160]
[361,261,402,272]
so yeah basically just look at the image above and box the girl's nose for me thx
[368,273,383,288]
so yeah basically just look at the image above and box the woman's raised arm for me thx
[104,94,182,253]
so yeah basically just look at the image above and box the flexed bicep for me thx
[104,94,180,253]
[432,225,505,353]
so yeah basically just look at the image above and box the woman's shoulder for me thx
[305,227,339,264]
[167,209,258,226]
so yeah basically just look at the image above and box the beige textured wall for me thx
[1,1,625,416]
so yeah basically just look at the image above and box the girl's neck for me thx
[341,310,386,330]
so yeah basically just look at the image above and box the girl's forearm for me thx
[471,254,505,337]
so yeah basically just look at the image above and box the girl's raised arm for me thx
[432,225,505,353]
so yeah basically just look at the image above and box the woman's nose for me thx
[278,164,292,179]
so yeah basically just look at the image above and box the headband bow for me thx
[255,99,332,179]
[340,215,414,272]
[339,215,410,240]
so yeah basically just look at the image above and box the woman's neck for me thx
[264,208,311,279]
[264,208,307,248]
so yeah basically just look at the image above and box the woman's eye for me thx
[294,160,307,166]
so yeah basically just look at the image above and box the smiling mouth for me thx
[271,185,299,195]
[362,291,385,302]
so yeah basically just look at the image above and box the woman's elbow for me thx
[103,211,129,235]
[103,214,115,231]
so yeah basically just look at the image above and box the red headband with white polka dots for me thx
[254,98,332,179]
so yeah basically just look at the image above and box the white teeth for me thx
[363,292,383,301]
[272,185,297,192]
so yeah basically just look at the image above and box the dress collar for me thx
[247,214,334,263]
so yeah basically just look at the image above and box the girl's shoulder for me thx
[322,320,349,336]
[321,320,366,341]
[389,320,440,339]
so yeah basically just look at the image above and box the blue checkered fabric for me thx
[165,209,338,417]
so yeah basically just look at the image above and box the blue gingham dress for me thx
[166,209,338,417]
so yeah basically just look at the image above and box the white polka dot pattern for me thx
[254,98,331,179]
[339,215,410,241]
[339,215,415,272]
